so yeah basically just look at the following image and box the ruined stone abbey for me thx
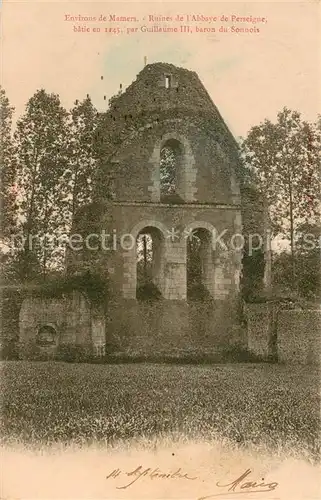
[19,62,253,359]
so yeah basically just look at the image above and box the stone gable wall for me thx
[67,62,245,356]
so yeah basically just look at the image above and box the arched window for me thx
[160,139,184,203]
[186,228,213,300]
[36,325,57,346]
[136,226,164,300]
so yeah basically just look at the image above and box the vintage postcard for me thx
[1,0,320,499]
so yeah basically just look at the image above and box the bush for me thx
[18,341,54,361]
[136,282,162,301]
[221,344,270,363]
[187,283,212,302]
[55,344,93,363]
[0,339,19,360]
[102,345,273,365]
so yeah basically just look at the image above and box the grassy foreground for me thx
[1,361,320,461]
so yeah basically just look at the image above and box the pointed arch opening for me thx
[136,226,165,300]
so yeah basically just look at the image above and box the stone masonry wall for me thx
[246,304,321,364]
[106,117,238,205]
[74,203,242,302]
[277,310,321,364]
[68,62,245,357]
[95,63,241,207]
[245,303,273,358]
[106,298,244,357]
[18,291,92,356]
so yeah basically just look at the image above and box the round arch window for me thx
[36,325,57,346]
[160,139,184,203]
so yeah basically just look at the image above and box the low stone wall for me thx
[245,303,274,358]
[246,303,321,364]
[17,294,320,363]
[18,291,93,357]
[277,310,321,364]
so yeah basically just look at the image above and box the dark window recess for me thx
[160,139,184,203]
[36,325,57,346]
[136,228,163,301]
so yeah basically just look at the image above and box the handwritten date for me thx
[106,465,198,489]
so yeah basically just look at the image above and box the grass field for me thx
[1,361,320,462]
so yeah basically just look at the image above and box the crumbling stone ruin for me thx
[19,62,257,359]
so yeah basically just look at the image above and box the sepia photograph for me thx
[1,0,320,498]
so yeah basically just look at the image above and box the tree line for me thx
[1,86,320,299]
[1,87,99,283]
[241,110,320,300]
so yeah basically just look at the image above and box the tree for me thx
[14,90,70,281]
[273,222,320,300]
[239,183,266,301]
[294,222,321,299]
[136,233,153,286]
[65,96,98,224]
[160,146,176,196]
[0,87,17,241]
[242,108,321,290]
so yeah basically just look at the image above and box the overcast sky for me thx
[2,0,320,138]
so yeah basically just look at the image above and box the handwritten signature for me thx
[198,468,279,499]
[106,465,198,489]
[106,466,278,497]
